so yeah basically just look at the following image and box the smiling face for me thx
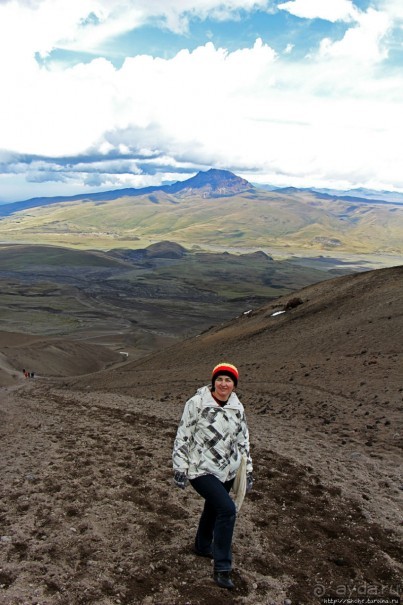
[213,374,235,401]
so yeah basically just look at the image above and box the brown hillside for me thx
[0,332,121,387]
[1,266,402,605]
[80,265,403,403]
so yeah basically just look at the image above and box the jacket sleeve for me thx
[172,396,199,474]
[236,412,253,474]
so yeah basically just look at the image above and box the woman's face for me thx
[214,375,235,400]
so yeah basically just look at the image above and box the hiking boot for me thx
[213,570,234,589]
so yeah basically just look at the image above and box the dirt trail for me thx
[1,379,401,605]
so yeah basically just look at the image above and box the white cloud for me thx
[377,0,403,20]
[0,0,274,59]
[277,0,358,22]
[319,7,391,62]
[0,0,403,201]
[126,1,274,30]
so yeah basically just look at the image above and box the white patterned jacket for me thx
[172,385,253,482]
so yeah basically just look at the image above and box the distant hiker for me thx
[24,371,29,378]
[172,363,253,590]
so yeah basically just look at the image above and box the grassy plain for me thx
[1,189,402,257]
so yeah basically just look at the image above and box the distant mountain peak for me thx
[165,169,253,197]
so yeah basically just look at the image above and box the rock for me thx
[0,535,12,543]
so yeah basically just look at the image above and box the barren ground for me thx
[1,266,402,605]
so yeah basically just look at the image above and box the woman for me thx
[172,362,253,590]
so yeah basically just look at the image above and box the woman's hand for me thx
[173,470,189,489]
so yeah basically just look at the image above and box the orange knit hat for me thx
[212,362,239,387]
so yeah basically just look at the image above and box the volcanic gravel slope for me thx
[0,265,402,605]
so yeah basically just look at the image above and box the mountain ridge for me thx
[273,186,403,207]
[2,169,403,219]
[1,169,403,257]
[0,169,253,217]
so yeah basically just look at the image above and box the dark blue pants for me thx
[190,474,236,572]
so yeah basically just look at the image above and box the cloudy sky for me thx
[0,0,402,202]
